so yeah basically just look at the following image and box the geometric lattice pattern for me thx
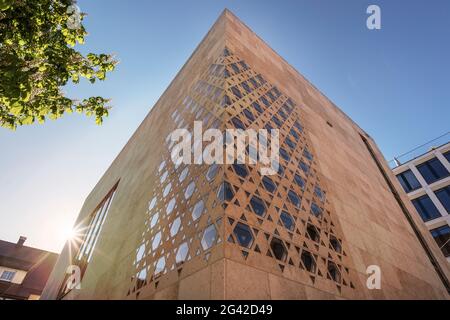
[127,48,357,297]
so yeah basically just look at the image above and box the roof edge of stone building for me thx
[222,9,373,140]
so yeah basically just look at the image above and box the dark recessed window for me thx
[290,128,300,141]
[272,87,281,97]
[270,238,287,261]
[272,115,282,127]
[306,224,320,242]
[250,196,266,217]
[218,182,234,201]
[299,161,310,175]
[294,120,303,132]
[314,186,325,202]
[278,109,287,120]
[252,102,264,114]
[435,186,450,213]
[280,211,294,231]
[260,96,270,107]
[285,137,296,149]
[444,151,450,163]
[280,148,290,161]
[241,81,252,94]
[430,225,450,257]
[301,251,316,273]
[330,235,342,253]
[267,91,276,102]
[288,190,301,208]
[256,74,266,85]
[310,202,323,218]
[231,86,242,99]
[276,162,285,176]
[416,158,449,184]
[328,262,341,283]
[412,194,441,222]
[249,77,258,87]
[265,123,273,132]
[294,174,305,190]
[233,164,249,178]
[231,117,245,130]
[239,60,248,70]
[396,169,421,193]
[222,94,231,107]
[262,176,276,193]
[230,63,240,73]
[233,223,254,248]
[303,148,313,161]
[243,109,255,122]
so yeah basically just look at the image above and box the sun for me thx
[64,225,84,245]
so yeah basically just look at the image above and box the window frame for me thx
[412,194,441,222]
[416,157,449,185]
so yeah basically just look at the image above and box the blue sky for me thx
[1,0,449,252]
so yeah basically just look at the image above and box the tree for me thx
[0,0,117,130]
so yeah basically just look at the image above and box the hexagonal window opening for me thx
[179,167,189,183]
[328,261,341,283]
[306,224,320,243]
[280,211,295,231]
[148,197,157,211]
[301,250,316,273]
[154,256,166,275]
[170,217,181,237]
[166,197,176,215]
[314,185,326,202]
[185,181,196,199]
[201,224,217,251]
[233,222,254,248]
[152,231,162,250]
[175,242,189,264]
[136,243,145,263]
[150,212,159,228]
[233,163,249,178]
[163,183,172,197]
[137,268,147,281]
[160,170,169,183]
[192,200,205,221]
[288,190,301,208]
[217,182,234,201]
[250,196,266,217]
[310,202,323,218]
[262,176,276,193]
[294,174,305,190]
[206,164,219,182]
[270,237,287,261]
[330,235,342,253]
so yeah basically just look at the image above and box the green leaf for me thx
[0,0,118,130]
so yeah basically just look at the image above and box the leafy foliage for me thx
[0,0,117,129]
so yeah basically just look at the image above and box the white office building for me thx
[393,142,450,262]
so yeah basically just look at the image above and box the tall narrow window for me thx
[76,185,117,263]
[58,182,118,298]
